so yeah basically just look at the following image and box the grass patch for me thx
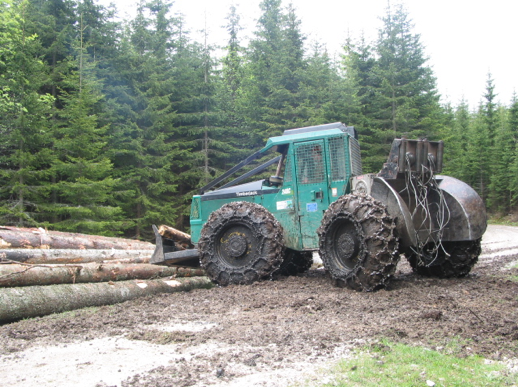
[487,217,518,227]
[312,341,516,387]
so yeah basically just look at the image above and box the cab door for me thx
[293,140,330,249]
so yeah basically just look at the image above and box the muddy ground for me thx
[1,225,518,387]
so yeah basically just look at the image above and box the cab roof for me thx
[261,127,352,153]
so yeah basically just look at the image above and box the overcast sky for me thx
[99,0,518,109]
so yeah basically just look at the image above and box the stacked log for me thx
[0,226,155,250]
[157,224,195,250]
[0,226,209,323]
[0,277,212,323]
[0,263,206,287]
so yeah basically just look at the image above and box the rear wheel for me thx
[198,202,284,286]
[407,239,481,278]
[276,249,313,276]
[318,194,399,291]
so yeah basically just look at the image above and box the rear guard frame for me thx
[367,176,486,251]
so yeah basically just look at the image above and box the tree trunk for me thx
[0,227,154,250]
[0,277,212,323]
[0,263,206,287]
[158,225,193,248]
[0,249,152,264]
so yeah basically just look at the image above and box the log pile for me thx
[0,226,155,250]
[0,226,209,323]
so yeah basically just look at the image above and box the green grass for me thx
[307,341,517,387]
[487,217,518,227]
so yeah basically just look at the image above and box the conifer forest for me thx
[1,0,517,240]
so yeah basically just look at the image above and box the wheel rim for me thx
[214,222,258,268]
[328,215,362,272]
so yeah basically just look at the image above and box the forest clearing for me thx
[2,0,517,241]
[1,0,517,384]
[0,224,517,387]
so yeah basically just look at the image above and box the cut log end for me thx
[158,225,193,249]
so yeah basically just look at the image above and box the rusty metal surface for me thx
[371,177,417,249]
[378,174,487,245]
[378,138,444,180]
[436,175,487,241]
[378,139,402,179]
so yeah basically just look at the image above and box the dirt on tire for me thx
[1,226,518,387]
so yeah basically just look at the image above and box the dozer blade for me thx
[150,225,200,267]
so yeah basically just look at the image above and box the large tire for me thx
[276,249,313,276]
[317,194,399,292]
[407,239,481,278]
[198,202,284,286]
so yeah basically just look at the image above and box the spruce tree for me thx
[464,105,491,201]
[482,74,498,147]
[476,74,500,209]
[243,0,307,140]
[40,11,123,235]
[107,0,192,238]
[507,94,518,208]
[298,44,342,125]
[488,106,514,213]
[341,36,379,171]
[445,99,472,181]
[367,4,442,170]
[219,4,250,159]
[0,0,55,226]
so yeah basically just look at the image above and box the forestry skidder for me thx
[151,122,487,291]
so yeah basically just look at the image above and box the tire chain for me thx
[318,193,399,291]
[408,238,481,278]
[199,201,284,286]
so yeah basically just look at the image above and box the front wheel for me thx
[198,202,284,286]
[317,194,399,291]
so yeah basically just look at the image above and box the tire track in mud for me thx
[0,225,517,387]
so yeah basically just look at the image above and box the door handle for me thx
[311,189,323,202]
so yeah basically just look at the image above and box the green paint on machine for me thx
[153,122,486,292]
[190,123,357,251]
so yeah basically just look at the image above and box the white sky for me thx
[100,0,518,109]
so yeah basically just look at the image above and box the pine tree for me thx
[298,44,342,125]
[464,105,491,201]
[507,94,518,208]
[488,106,514,213]
[219,4,250,160]
[221,5,243,110]
[482,73,498,148]
[447,100,472,181]
[0,0,55,226]
[40,10,123,235]
[476,74,500,209]
[26,0,76,104]
[242,0,307,140]
[341,35,379,171]
[107,0,195,238]
[366,3,443,171]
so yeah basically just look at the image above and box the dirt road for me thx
[1,225,518,387]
